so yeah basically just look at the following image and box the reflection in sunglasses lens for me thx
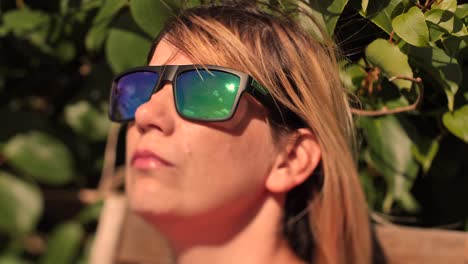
[111,71,159,121]
[175,70,240,120]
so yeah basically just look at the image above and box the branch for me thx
[79,123,124,204]
[351,76,423,116]
[99,123,121,192]
[422,0,438,12]
[415,2,424,9]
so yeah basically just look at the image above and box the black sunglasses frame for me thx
[110,64,278,123]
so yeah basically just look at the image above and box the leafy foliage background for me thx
[0,0,467,263]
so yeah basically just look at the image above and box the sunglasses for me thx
[109,64,278,122]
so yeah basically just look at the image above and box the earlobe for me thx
[265,128,321,193]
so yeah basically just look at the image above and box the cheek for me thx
[177,118,276,214]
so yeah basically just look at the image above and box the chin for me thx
[128,195,173,221]
[126,182,170,215]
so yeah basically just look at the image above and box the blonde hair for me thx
[150,3,372,264]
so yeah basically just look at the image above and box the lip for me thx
[131,149,173,169]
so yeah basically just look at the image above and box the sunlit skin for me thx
[125,40,321,264]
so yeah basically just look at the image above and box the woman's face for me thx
[125,40,279,221]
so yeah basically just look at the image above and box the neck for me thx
[145,194,305,264]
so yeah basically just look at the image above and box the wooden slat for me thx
[89,195,127,264]
[375,224,468,264]
[117,210,173,264]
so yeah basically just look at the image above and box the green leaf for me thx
[79,0,103,12]
[362,0,369,13]
[359,0,402,34]
[105,28,152,73]
[184,0,202,8]
[442,104,468,143]
[76,235,95,264]
[268,0,298,14]
[164,0,184,10]
[339,61,366,93]
[2,8,53,54]
[0,25,9,36]
[442,36,465,57]
[55,41,76,62]
[365,38,413,90]
[411,138,439,173]
[75,200,103,225]
[398,189,420,213]
[359,169,385,210]
[309,0,348,36]
[2,8,51,35]
[425,9,448,42]
[130,0,174,37]
[297,2,327,41]
[3,131,75,185]
[39,221,84,264]
[92,0,126,24]
[60,0,70,15]
[392,6,429,47]
[426,23,446,42]
[455,4,468,19]
[409,45,461,110]
[0,255,33,264]
[359,115,420,213]
[64,101,110,142]
[85,0,127,53]
[425,9,468,40]
[432,0,457,12]
[0,172,43,235]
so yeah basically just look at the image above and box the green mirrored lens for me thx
[175,70,240,120]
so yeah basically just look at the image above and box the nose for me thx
[133,82,176,135]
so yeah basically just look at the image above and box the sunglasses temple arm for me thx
[249,79,286,121]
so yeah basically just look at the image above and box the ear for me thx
[265,128,321,193]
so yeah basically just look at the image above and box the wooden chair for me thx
[375,223,468,264]
[88,194,173,264]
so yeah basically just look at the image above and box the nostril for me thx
[137,122,163,134]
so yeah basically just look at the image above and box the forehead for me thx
[149,40,192,66]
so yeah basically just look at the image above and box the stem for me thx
[422,0,437,12]
[15,0,24,9]
[351,76,424,116]
[415,2,424,9]
[382,193,394,214]
[389,30,395,44]
[24,233,45,254]
[79,123,122,204]
[98,123,121,193]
